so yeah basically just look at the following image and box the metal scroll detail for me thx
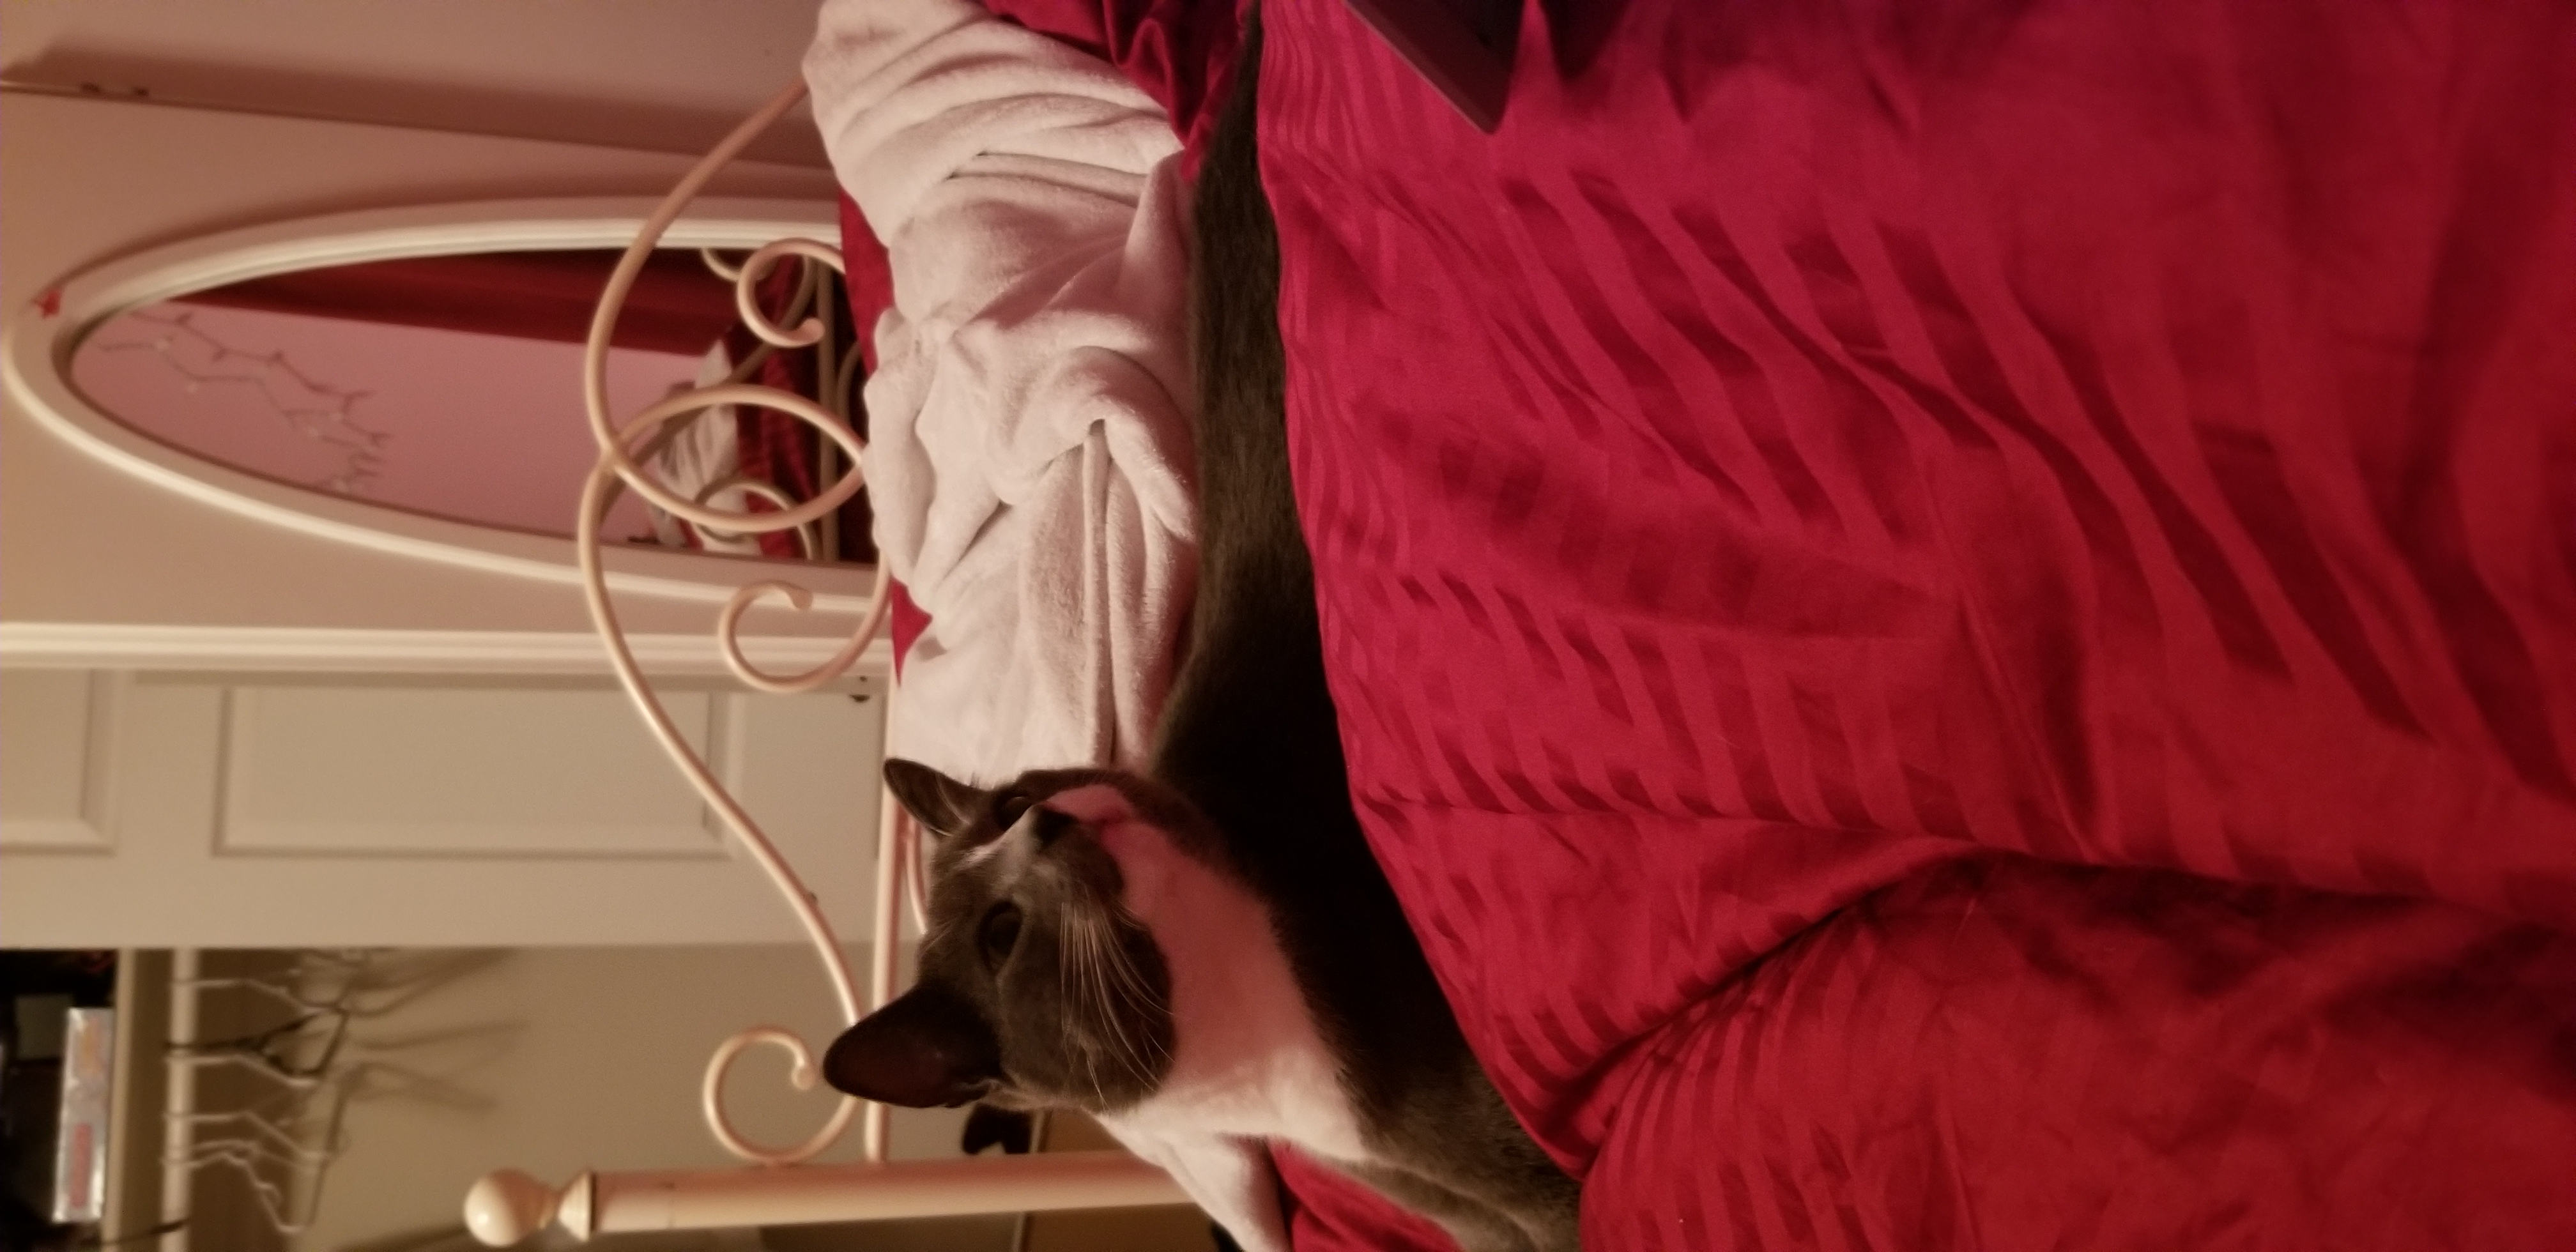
[572,78,915,1167]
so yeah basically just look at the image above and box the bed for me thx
[480,0,2576,1247]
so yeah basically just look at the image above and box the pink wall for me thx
[72,301,711,540]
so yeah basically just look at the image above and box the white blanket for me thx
[807,0,1199,782]
[804,6,1289,1250]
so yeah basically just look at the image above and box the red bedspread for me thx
[874,0,2576,1246]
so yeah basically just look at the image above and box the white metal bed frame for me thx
[461,80,1189,1246]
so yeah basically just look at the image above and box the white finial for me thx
[462,1170,557,1246]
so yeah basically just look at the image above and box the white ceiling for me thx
[0,0,831,165]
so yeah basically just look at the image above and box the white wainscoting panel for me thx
[0,669,116,850]
[216,682,724,857]
[0,670,885,949]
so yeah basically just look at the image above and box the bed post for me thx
[463,1152,1188,1245]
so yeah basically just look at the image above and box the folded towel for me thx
[808,0,1198,782]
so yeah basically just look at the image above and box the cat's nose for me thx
[1030,807,1078,846]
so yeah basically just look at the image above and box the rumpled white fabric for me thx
[806,0,1199,782]
[805,5,1288,1250]
[643,345,763,556]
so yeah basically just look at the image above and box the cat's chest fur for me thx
[1047,784,1372,1164]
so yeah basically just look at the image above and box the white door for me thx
[0,668,885,948]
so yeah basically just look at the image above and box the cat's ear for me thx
[882,759,984,840]
[821,986,1001,1108]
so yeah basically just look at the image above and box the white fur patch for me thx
[958,836,1011,869]
[1093,1120,1291,1252]
[1073,799,1373,1166]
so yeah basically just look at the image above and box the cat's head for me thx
[820,760,1184,1114]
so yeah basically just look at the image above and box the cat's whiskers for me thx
[1064,910,1119,1099]
[1075,905,1166,1090]
[1052,901,1080,1095]
[1080,916,1123,1099]
[1102,920,1172,1073]
[1054,902,1110,1105]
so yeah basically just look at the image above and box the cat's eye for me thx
[977,902,1023,970]
[990,790,1034,829]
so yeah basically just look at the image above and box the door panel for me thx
[0,671,884,949]
[218,684,721,856]
[0,669,118,850]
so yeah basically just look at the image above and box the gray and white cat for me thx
[820,14,1581,1251]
